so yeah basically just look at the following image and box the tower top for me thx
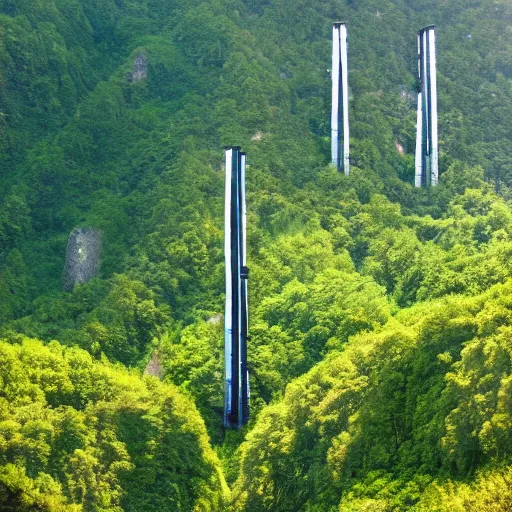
[418,25,436,34]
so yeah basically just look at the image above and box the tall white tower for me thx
[224,147,249,429]
[331,22,350,175]
[415,25,438,187]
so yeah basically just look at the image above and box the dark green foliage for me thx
[1,0,512,509]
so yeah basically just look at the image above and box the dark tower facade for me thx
[224,147,249,429]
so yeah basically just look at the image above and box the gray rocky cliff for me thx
[63,228,102,291]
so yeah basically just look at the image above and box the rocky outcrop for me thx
[130,53,148,82]
[207,314,223,324]
[144,351,164,379]
[63,228,102,291]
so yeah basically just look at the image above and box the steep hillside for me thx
[0,336,227,510]
[232,281,512,510]
[1,0,512,510]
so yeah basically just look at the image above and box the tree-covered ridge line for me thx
[232,279,512,510]
[1,0,512,509]
[1,0,512,305]
[0,335,228,510]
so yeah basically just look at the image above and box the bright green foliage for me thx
[231,281,512,510]
[0,336,227,511]
[159,321,225,442]
[1,0,512,509]
[416,468,512,511]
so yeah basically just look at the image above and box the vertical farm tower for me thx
[415,25,439,187]
[224,147,249,429]
[331,22,350,175]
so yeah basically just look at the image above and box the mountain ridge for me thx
[1,0,512,509]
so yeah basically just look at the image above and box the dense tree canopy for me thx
[1,0,512,509]
[0,336,227,510]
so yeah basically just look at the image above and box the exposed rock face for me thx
[63,228,102,291]
[130,53,148,82]
[144,351,164,379]
[251,131,265,142]
[207,314,223,324]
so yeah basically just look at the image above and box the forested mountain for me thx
[1,0,512,510]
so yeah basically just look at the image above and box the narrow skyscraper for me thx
[331,22,350,175]
[415,25,439,187]
[224,147,249,429]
